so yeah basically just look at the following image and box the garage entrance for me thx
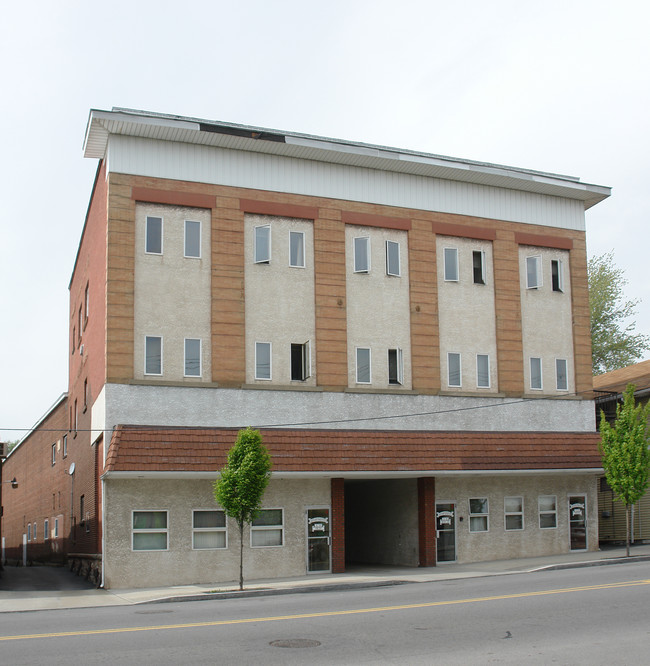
[344,479,419,567]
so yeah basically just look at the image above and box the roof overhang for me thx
[84,107,611,210]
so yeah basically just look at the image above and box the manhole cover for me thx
[270,639,321,648]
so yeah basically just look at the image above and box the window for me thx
[469,498,489,532]
[44,519,49,540]
[505,497,524,530]
[72,327,76,354]
[193,510,227,549]
[27,523,31,542]
[52,443,56,465]
[356,347,371,384]
[145,336,163,375]
[54,518,59,538]
[184,220,201,258]
[447,352,461,387]
[132,511,168,551]
[83,379,88,411]
[386,240,400,277]
[291,341,311,381]
[354,237,370,273]
[251,509,283,547]
[530,357,542,390]
[289,231,305,268]
[526,255,542,289]
[539,495,557,528]
[254,225,271,263]
[184,338,202,377]
[78,306,83,341]
[145,216,163,254]
[444,247,459,281]
[551,259,564,292]
[84,282,89,324]
[556,358,568,391]
[63,434,67,458]
[476,354,490,388]
[473,250,486,285]
[255,342,272,380]
[80,495,85,525]
[388,348,404,385]
[74,399,78,436]
[33,523,37,542]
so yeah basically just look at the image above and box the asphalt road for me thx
[1,561,649,665]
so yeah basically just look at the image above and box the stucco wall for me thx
[102,477,330,589]
[436,473,598,563]
[244,214,316,386]
[437,236,498,392]
[345,225,412,389]
[519,246,574,395]
[133,203,212,382]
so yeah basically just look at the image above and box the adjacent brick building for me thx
[2,107,610,587]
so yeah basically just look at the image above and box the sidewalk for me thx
[2,543,649,613]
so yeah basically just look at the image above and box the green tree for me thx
[589,252,650,374]
[213,428,272,590]
[599,384,650,556]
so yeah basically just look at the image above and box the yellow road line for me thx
[2,579,649,642]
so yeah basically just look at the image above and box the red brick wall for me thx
[417,477,436,566]
[331,478,345,573]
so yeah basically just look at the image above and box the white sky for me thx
[1,0,648,442]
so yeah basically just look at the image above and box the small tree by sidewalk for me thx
[213,428,271,590]
[599,384,650,556]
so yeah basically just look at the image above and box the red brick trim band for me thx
[239,199,318,220]
[342,211,411,231]
[431,221,497,241]
[515,232,573,250]
[131,187,216,210]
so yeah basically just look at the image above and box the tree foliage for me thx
[589,252,650,375]
[213,427,271,589]
[599,384,650,555]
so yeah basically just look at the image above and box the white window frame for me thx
[539,495,558,529]
[184,338,202,377]
[255,341,272,380]
[54,518,59,539]
[289,231,305,268]
[184,219,201,259]
[144,335,163,376]
[505,496,524,531]
[356,347,372,384]
[469,498,489,532]
[447,352,462,388]
[476,354,490,388]
[444,247,459,282]
[33,522,37,542]
[254,224,271,263]
[132,510,169,551]
[52,443,56,465]
[27,523,31,542]
[526,255,542,289]
[555,358,568,391]
[388,348,404,386]
[145,216,163,255]
[385,240,400,277]
[353,236,370,273]
[192,510,227,550]
[530,357,542,390]
[251,508,284,547]
[291,341,311,381]
[472,250,486,285]
[44,519,49,540]
[551,259,564,293]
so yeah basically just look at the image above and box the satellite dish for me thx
[69,462,76,475]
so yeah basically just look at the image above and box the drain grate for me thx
[270,639,321,649]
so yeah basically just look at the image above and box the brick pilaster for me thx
[331,478,346,573]
[418,477,436,567]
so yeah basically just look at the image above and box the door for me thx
[436,501,456,563]
[307,507,331,572]
[569,495,587,550]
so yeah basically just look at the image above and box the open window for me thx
[385,240,400,277]
[472,250,486,285]
[291,341,311,381]
[388,348,404,385]
[354,237,370,273]
[551,259,564,292]
[254,225,271,263]
[526,255,542,289]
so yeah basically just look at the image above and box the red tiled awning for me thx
[105,425,602,474]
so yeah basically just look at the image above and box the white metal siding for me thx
[108,136,586,231]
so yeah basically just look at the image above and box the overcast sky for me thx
[1,0,648,442]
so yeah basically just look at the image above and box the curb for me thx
[529,554,650,572]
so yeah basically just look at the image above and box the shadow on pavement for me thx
[0,565,95,592]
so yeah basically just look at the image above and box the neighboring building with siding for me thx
[2,108,610,587]
[594,361,650,544]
